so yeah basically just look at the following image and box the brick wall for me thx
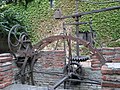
[0,47,120,89]
[91,47,120,89]
[101,64,120,89]
[33,50,65,87]
[0,53,14,89]
[41,50,65,68]
[91,47,120,71]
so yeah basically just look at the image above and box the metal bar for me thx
[76,17,80,56]
[53,75,69,89]
[68,36,72,60]
[63,23,67,66]
[61,6,120,19]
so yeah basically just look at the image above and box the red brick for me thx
[102,48,115,51]
[91,64,101,68]
[0,70,13,76]
[102,81,120,88]
[102,75,120,82]
[91,67,101,71]
[0,77,13,84]
[102,52,116,55]
[101,65,108,70]
[105,58,112,63]
[91,59,99,61]
[91,55,98,59]
[112,57,120,62]
[56,50,65,52]
[54,63,64,67]
[101,68,120,75]
[112,60,120,63]
[0,65,13,72]
[55,53,65,56]
[0,57,12,63]
[115,47,120,50]
[11,65,17,69]
[0,53,12,57]
[0,77,3,81]
[3,78,13,82]
[0,82,12,89]
[91,60,101,64]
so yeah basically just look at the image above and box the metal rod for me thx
[53,75,69,89]
[76,17,80,56]
[63,23,67,66]
[61,6,120,19]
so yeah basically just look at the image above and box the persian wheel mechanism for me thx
[8,24,34,84]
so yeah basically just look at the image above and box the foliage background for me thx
[2,0,120,46]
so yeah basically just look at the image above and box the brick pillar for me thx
[101,63,120,89]
[0,53,13,89]
[91,47,120,71]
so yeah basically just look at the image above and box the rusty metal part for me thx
[8,25,106,88]
[8,24,30,53]
[54,6,120,19]
[32,35,106,89]
[61,6,120,19]
[7,4,120,90]
[8,24,34,84]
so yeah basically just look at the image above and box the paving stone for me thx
[2,84,72,90]
[3,84,48,90]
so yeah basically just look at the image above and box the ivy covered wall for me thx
[1,0,120,46]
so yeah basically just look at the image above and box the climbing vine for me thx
[0,0,120,46]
